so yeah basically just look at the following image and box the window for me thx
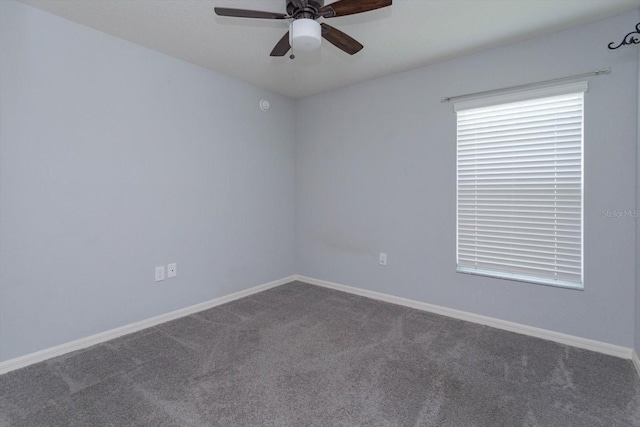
[455,82,585,289]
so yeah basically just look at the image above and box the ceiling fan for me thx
[214,0,392,57]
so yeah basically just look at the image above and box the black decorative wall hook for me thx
[608,23,640,50]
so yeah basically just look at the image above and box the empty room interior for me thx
[2,0,640,425]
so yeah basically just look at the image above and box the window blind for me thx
[456,86,584,289]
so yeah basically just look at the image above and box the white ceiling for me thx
[18,0,640,98]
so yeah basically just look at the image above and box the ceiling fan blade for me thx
[214,7,287,19]
[320,23,363,55]
[270,32,291,56]
[320,0,392,18]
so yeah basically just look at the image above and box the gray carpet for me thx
[1,281,639,426]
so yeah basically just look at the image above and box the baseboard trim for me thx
[0,275,296,375]
[632,351,640,377]
[3,274,634,375]
[295,275,634,360]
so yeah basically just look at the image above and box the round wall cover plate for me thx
[260,99,270,111]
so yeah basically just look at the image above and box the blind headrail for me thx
[441,67,610,103]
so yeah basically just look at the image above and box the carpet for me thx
[1,281,639,426]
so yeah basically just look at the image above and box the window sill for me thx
[456,266,584,291]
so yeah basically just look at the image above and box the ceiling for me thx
[17,0,640,98]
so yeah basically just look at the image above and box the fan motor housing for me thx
[287,0,324,18]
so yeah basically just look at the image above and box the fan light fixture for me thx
[289,18,321,51]
[214,0,393,57]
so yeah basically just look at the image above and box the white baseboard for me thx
[295,275,634,361]
[0,275,296,375]
[2,274,635,376]
[632,351,640,377]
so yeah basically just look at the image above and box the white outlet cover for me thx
[167,263,177,278]
[155,266,165,281]
[379,253,387,266]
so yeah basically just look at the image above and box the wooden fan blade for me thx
[270,32,291,56]
[320,0,391,18]
[321,23,363,55]
[214,7,287,19]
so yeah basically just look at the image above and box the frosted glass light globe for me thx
[289,18,321,51]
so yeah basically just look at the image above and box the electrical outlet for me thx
[379,252,387,266]
[167,263,177,278]
[155,266,165,282]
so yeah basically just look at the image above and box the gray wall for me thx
[296,11,639,348]
[0,1,296,362]
[2,0,639,363]
[636,10,640,355]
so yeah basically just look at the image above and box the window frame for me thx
[454,82,586,290]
